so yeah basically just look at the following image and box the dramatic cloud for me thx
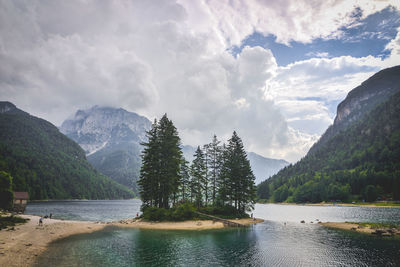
[0,0,399,162]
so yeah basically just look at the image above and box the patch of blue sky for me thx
[230,7,400,66]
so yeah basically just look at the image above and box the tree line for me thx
[138,114,256,215]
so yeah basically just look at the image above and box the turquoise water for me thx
[29,201,400,266]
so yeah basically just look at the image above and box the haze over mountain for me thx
[0,102,134,200]
[60,106,151,194]
[257,66,400,202]
[182,145,288,185]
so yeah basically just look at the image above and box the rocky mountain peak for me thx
[0,101,26,115]
[309,65,400,154]
[60,106,151,155]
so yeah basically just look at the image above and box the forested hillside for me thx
[258,90,400,203]
[0,102,134,200]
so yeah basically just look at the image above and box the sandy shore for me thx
[0,215,263,267]
[321,222,400,236]
[114,217,264,230]
[0,215,106,267]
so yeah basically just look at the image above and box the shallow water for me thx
[26,199,142,222]
[29,201,400,266]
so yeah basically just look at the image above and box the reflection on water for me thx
[35,222,400,266]
[26,200,142,222]
[254,203,400,224]
[30,201,400,266]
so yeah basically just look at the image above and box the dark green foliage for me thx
[0,215,29,230]
[258,91,400,203]
[87,142,142,195]
[191,146,207,208]
[179,159,191,202]
[363,185,380,202]
[219,132,256,212]
[0,103,134,200]
[138,114,182,209]
[142,203,196,221]
[0,171,13,210]
[206,135,222,205]
[309,65,400,154]
[139,119,256,218]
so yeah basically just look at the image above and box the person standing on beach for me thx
[39,217,43,226]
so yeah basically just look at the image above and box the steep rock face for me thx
[60,106,151,155]
[309,65,400,154]
[60,106,151,194]
[0,101,27,115]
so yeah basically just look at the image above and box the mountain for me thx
[60,106,151,194]
[182,145,288,185]
[309,65,400,154]
[257,66,400,203]
[247,152,289,185]
[0,102,134,200]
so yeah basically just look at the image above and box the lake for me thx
[27,201,400,266]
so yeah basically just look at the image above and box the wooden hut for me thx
[13,192,29,213]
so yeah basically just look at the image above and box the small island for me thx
[321,221,400,237]
[137,115,259,225]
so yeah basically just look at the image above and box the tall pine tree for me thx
[191,146,206,208]
[138,115,182,209]
[220,132,256,212]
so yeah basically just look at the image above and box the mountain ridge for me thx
[309,65,400,154]
[257,66,400,202]
[0,101,134,200]
[60,106,152,194]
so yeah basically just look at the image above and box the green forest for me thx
[0,104,134,200]
[257,91,400,203]
[139,114,256,221]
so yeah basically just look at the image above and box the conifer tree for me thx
[179,158,191,202]
[203,143,210,205]
[191,146,206,208]
[206,135,221,205]
[138,119,160,208]
[220,131,256,212]
[138,115,182,209]
[157,114,182,208]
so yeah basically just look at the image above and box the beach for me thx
[0,215,263,267]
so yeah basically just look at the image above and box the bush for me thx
[141,203,250,221]
[170,203,196,221]
[0,215,29,230]
[142,206,167,221]
[142,203,196,221]
[0,171,13,210]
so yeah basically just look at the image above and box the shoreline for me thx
[321,222,400,236]
[258,202,400,208]
[0,215,263,267]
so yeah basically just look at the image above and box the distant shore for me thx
[0,214,263,267]
[258,201,400,208]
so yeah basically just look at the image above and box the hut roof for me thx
[14,192,29,200]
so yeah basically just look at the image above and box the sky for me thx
[1,0,400,162]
